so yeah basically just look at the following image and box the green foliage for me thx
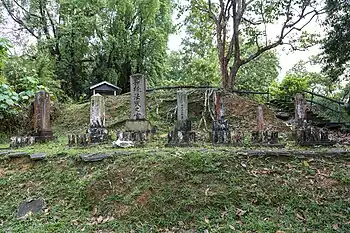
[0,84,20,118]
[270,75,310,100]
[3,53,63,100]
[1,0,172,99]
[237,49,279,91]
[163,50,220,86]
[322,0,350,81]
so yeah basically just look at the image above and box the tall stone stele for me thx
[167,90,195,145]
[118,73,151,142]
[130,73,147,120]
[90,94,105,128]
[294,93,307,128]
[87,94,108,143]
[33,90,53,140]
[212,91,230,144]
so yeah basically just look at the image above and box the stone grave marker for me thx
[90,94,106,128]
[87,94,109,143]
[251,106,280,146]
[68,94,109,146]
[130,74,146,120]
[17,198,45,218]
[212,91,230,144]
[116,74,152,143]
[80,153,111,162]
[167,90,195,146]
[30,153,46,161]
[11,91,54,147]
[257,106,265,132]
[295,93,307,128]
[294,93,333,145]
[34,90,53,140]
[8,152,28,158]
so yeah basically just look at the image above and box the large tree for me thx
[188,0,325,90]
[168,0,279,90]
[322,0,350,82]
[0,0,171,98]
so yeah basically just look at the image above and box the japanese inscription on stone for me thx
[177,90,188,122]
[130,74,146,120]
[90,94,105,128]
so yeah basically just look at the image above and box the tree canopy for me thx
[0,0,172,98]
[322,0,350,82]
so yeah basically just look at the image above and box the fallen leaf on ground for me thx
[296,213,305,221]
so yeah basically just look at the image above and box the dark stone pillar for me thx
[33,90,53,140]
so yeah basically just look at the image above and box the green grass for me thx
[0,146,349,232]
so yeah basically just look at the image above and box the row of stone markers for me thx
[67,74,153,147]
[10,75,332,147]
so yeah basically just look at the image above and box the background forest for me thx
[0,0,350,133]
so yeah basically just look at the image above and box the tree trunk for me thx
[220,60,230,90]
[229,65,239,89]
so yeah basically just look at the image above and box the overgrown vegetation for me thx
[0,145,349,232]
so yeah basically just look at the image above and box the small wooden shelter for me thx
[90,81,122,96]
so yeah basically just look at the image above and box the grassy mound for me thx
[53,90,290,139]
[0,146,349,232]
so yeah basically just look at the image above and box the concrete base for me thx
[251,143,286,148]
[298,141,336,146]
[116,130,151,143]
[125,119,151,131]
[165,143,198,147]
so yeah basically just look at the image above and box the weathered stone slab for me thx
[30,153,46,160]
[80,153,111,162]
[177,90,188,122]
[17,198,45,218]
[295,93,307,125]
[125,120,151,131]
[8,152,29,158]
[0,151,12,156]
[112,139,134,148]
[257,105,265,132]
[324,148,348,155]
[130,74,146,120]
[90,94,106,128]
[167,90,196,146]
[212,92,230,144]
[34,90,53,139]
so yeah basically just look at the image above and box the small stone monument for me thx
[167,90,195,146]
[294,93,333,145]
[17,198,45,218]
[10,90,54,147]
[116,74,152,143]
[87,94,109,143]
[295,93,307,128]
[33,90,54,141]
[251,105,280,146]
[130,74,147,120]
[68,94,109,146]
[212,91,230,144]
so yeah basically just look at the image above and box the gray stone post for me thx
[33,90,52,137]
[130,74,146,120]
[90,94,105,128]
